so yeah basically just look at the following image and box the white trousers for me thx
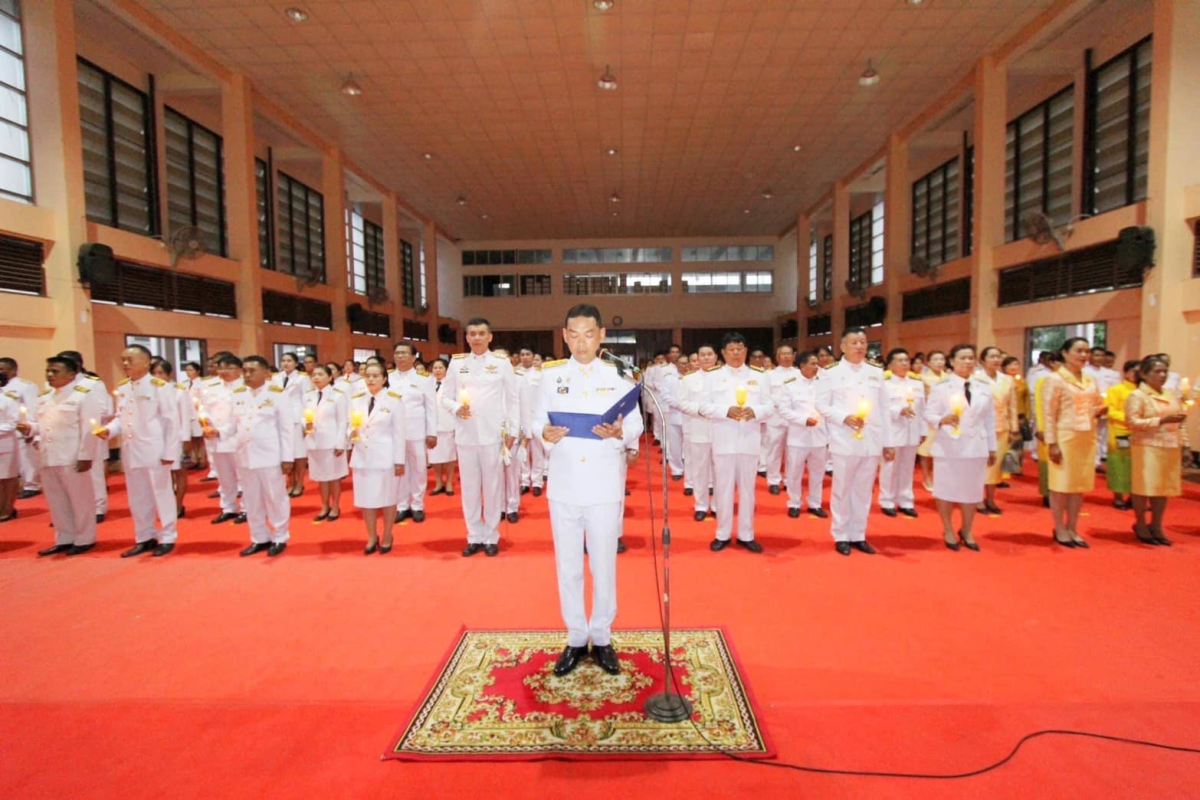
[519,439,546,488]
[652,408,664,443]
[666,422,684,476]
[761,424,788,485]
[713,453,757,542]
[91,443,108,513]
[126,464,178,544]
[878,444,918,510]
[1096,420,1108,462]
[204,436,217,478]
[458,443,503,544]
[213,451,242,513]
[830,453,878,542]
[19,437,39,490]
[550,500,621,647]
[785,445,826,510]
[241,464,290,544]
[503,445,521,513]
[43,465,96,546]
[684,440,713,512]
[395,438,428,512]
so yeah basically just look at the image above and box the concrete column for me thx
[219,73,264,355]
[795,212,812,338]
[969,55,1008,348]
[322,149,350,357]
[831,180,851,344]
[883,134,910,350]
[422,220,439,325]
[382,193,402,343]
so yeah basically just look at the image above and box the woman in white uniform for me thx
[151,359,193,518]
[426,358,458,495]
[183,361,206,471]
[0,378,20,521]
[349,363,407,554]
[878,348,925,518]
[924,344,996,551]
[302,363,348,521]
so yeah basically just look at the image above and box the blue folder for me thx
[548,383,641,440]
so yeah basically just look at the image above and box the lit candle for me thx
[19,405,27,422]
[90,417,104,435]
[950,392,966,439]
[904,385,915,406]
[734,385,748,407]
[349,408,364,442]
[1180,377,1193,407]
[854,396,870,439]
[458,388,471,407]
[303,407,315,425]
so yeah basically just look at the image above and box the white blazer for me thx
[883,374,926,448]
[348,388,407,470]
[302,385,348,451]
[699,363,773,456]
[923,374,998,458]
[674,370,713,445]
[777,372,829,448]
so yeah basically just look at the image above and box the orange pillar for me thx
[831,180,851,345]
[969,56,1007,349]
[219,73,264,356]
[322,149,350,358]
[884,134,910,350]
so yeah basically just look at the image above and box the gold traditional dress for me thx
[976,370,1017,485]
[1125,384,1190,497]
[917,370,948,458]
[1042,367,1103,494]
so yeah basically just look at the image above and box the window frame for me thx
[0,0,32,204]
[1005,84,1074,241]
[1083,36,1152,216]
[163,106,227,257]
[273,170,325,281]
[910,157,960,268]
[822,234,832,301]
[401,239,415,307]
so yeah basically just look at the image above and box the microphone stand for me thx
[604,350,692,723]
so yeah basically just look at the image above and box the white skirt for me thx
[353,466,396,508]
[291,424,308,458]
[932,456,987,504]
[429,430,456,463]
[308,448,348,482]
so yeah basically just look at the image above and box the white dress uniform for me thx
[8,375,40,491]
[104,374,180,545]
[878,373,925,511]
[0,389,20,479]
[194,376,220,477]
[75,373,111,515]
[518,367,546,489]
[644,362,664,443]
[502,368,526,514]
[439,350,520,546]
[29,382,101,545]
[700,363,773,543]
[165,381,194,469]
[760,366,798,488]
[218,382,293,544]
[387,367,437,514]
[533,356,643,648]
[205,376,244,514]
[924,374,997,504]
[777,372,829,512]
[1084,363,1121,461]
[271,368,313,461]
[815,358,893,543]
[302,385,348,481]
[334,372,365,391]
[656,368,686,479]
[428,380,457,463]
[185,376,205,438]
[675,369,715,513]
[348,387,407,507]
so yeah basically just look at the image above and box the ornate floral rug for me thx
[384,627,773,761]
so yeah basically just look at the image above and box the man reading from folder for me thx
[534,304,643,677]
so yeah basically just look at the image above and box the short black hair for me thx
[242,355,269,370]
[46,356,78,373]
[697,343,716,354]
[1061,337,1090,355]
[210,351,233,362]
[948,343,976,361]
[668,343,681,351]
[564,303,603,328]
[1104,350,1116,358]
[1123,359,1141,373]
[816,345,834,356]
[431,357,449,369]
[310,363,332,378]
[280,352,299,363]
[1091,346,1106,353]
[58,350,85,369]
[1140,355,1168,374]
[796,350,816,363]
[0,357,16,369]
[885,347,909,367]
[183,361,201,373]
[518,345,534,355]
[912,351,926,361]
[466,317,492,330]
[720,331,747,349]
[1001,356,1019,370]
[979,346,1002,361]
[218,354,243,368]
[393,341,418,356]
[153,359,175,376]
[125,344,153,360]
[842,326,866,339]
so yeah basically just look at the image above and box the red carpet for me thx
[3,456,1200,797]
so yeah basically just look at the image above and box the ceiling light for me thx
[611,211,619,217]
[792,144,802,152]
[594,0,615,10]
[605,147,618,156]
[481,213,489,219]
[743,209,751,215]
[859,61,881,87]
[905,0,925,5]
[284,7,309,23]
[609,192,621,203]
[456,195,467,206]
[597,65,618,91]
[761,188,774,200]
[422,153,433,160]
[340,74,363,96]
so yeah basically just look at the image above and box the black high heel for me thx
[960,529,980,551]
[364,541,378,555]
[1053,531,1075,548]
[943,533,960,551]
[314,510,329,522]
[1133,523,1159,545]
[1150,525,1172,546]
[326,511,340,522]
[1069,532,1089,549]
[380,541,393,555]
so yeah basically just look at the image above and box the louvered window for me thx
[77,58,157,236]
[274,171,324,281]
[911,158,960,268]
[806,313,832,338]
[349,306,390,337]
[848,211,871,289]
[163,108,226,257]
[89,260,235,317]
[997,240,1141,307]
[963,146,974,256]
[0,0,31,203]
[346,209,384,295]
[902,278,971,322]
[822,235,832,301]
[261,289,332,329]
[807,235,818,304]
[255,158,272,268]
[1086,37,1152,215]
[401,239,415,307]
[1004,86,1073,241]
[0,232,43,295]
[405,319,430,341]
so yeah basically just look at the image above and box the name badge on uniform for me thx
[485,364,497,373]
[557,387,569,394]
[459,366,470,374]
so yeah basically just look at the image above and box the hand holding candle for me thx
[19,405,27,422]
[853,396,870,439]
[734,385,749,421]
[349,408,364,442]
[949,392,966,439]
[303,406,315,432]
[1180,376,1194,407]
[456,387,472,419]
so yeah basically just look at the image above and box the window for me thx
[77,58,157,235]
[822,235,832,301]
[463,274,516,297]
[520,274,552,296]
[163,108,226,256]
[126,334,206,369]
[997,240,1141,307]
[1005,86,1073,241]
[848,210,871,288]
[352,348,378,363]
[870,200,884,285]
[91,261,236,317]
[348,304,390,338]
[401,239,415,307]
[681,271,773,294]
[274,171,324,281]
[1026,321,1106,368]
[562,272,671,295]
[562,247,672,264]
[0,0,31,203]
[261,289,332,329]
[806,313,832,338]
[403,319,429,341]
[1086,37,1152,215]
[462,248,551,266]
[911,158,960,268]
[901,278,971,322]
[272,343,316,367]
[418,241,427,308]
[345,209,383,295]
[807,235,818,304]
[963,146,974,256]
[255,158,272,268]
[0,232,43,295]
[681,245,774,262]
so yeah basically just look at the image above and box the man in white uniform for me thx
[701,332,773,553]
[878,348,925,518]
[388,341,438,524]
[675,344,718,520]
[271,352,312,497]
[776,350,829,519]
[815,327,895,555]
[97,345,180,557]
[214,355,294,557]
[761,345,799,494]
[0,357,41,500]
[57,350,110,521]
[493,348,524,523]
[25,357,102,555]
[1084,346,1121,463]
[535,303,642,677]
[517,346,546,495]
[440,318,520,557]
[206,354,246,524]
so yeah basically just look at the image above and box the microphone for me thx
[600,348,640,377]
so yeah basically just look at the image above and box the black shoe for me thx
[364,542,378,555]
[671,473,683,481]
[462,543,483,557]
[394,509,412,524]
[484,544,499,557]
[881,507,898,517]
[961,537,980,552]
[199,476,217,483]
[808,507,828,519]
[709,487,714,495]
[708,509,716,518]
[593,644,620,675]
[95,514,105,524]
[429,487,445,496]
[18,489,41,499]
[553,645,589,677]
[851,540,876,555]
[1042,496,1051,508]
[411,510,426,523]
[532,487,542,497]
[268,542,287,557]
[1153,535,1172,547]
[984,503,1003,515]
[683,487,694,496]
[67,544,95,556]
[152,543,175,557]
[0,510,16,522]
[379,543,393,554]
[207,490,220,498]
[757,470,767,478]
[506,512,519,524]
[768,484,781,495]
[944,536,961,551]
[998,481,1011,488]
[1070,537,1089,549]
[314,511,330,522]
[521,485,530,495]
[177,507,186,519]
[899,507,918,518]
[233,513,247,525]
[694,511,707,522]
[835,542,851,556]
[653,439,661,447]
[736,539,763,553]
[625,489,631,496]
[710,538,729,552]
[617,539,627,554]
[240,542,270,557]
[121,541,156,558]
[787,507,801,518]
[1053,532,1075,548]
[38,544,72,557]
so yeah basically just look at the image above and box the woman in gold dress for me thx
[917,350,948,490]
[1125,355,1190,546]
[1042,337,1106,548]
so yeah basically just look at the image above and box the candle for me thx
[734,385,748,407]
[90,417,104,435]
[458,388,471,407]
[1180,377,1194,407]
[950,392,966,439]
[303,407,315,425]
[349,408,364,442]
[19,405,27,422]
[904,385,915,406]
[854,396,870,439]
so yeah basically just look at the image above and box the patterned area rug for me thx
[385,627,773,761]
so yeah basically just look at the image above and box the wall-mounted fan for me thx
[844,278,866,301]
[294,265,323,292]
[909,252,939,282]
[169,226,207,267]
[367,285,390,306]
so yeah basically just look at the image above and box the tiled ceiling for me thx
[129,0,1056,240]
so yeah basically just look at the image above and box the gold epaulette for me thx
[151,377,166,387]
[514,367,524,376]
[387,390,401,399]
[492,351,508,359]
[175,382,187,390]
[83,374,100,382]
[542,359,567,369]
[118,378,131,386]
[268,385,284,393]
[821,363,834,370]
[206,378,221,386]
[332,387,344,394]
[883,370,892,380]
[749,365,764,373]
[39,387,52,396]
[705,365,721,372]
[416,368,429,377]
[783,376,797,384]
[452,353,468,360]
[908,375,923,382]
[232,386,246,393]
[352,391,366,399]
[73,385,90,393]
[4,390,18,399]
